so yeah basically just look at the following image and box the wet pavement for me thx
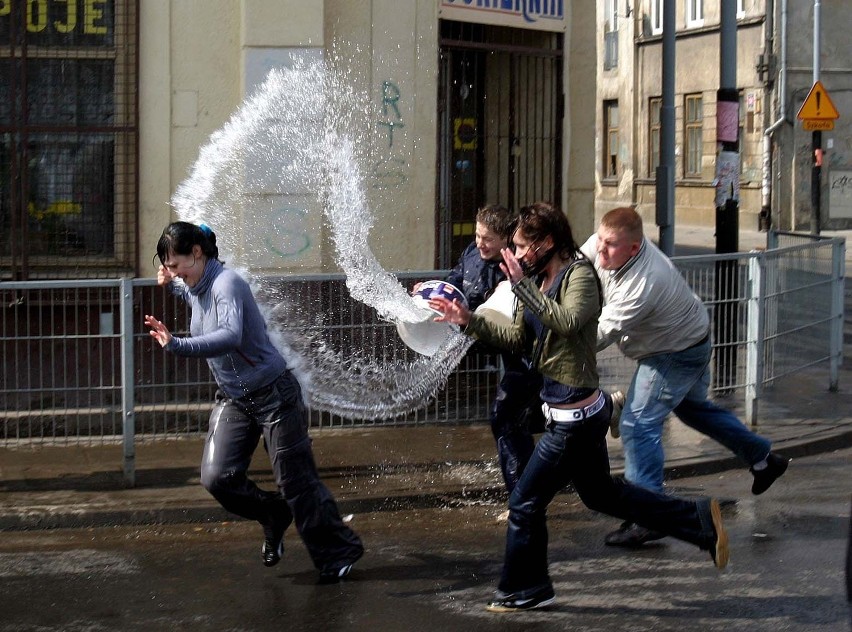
[0,447,849,631]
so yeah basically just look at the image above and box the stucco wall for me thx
[325,0,440,271]
[780,0,852,230]
[564,0,598,240]
[138,1,595,274]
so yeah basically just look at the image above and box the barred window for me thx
[0,0,138,279]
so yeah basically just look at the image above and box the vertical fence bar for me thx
[120,278,136,487]
[829,239,845,391]
[766,229,779,251]
[745,254,765,425]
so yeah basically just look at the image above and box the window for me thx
[0,1,138,278]
[738,91,745,156]
[686,0,704,27]
[649,97,662,175]
[684,94,703,177]
[650,0,663,34]
[604,100,620,179]
[603,0,618,69]
[604,0,618,32]
[737,0,746,19]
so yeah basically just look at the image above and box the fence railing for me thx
[0,232,845,485]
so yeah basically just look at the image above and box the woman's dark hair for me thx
[154,221,220,266]
[514,201,579,260]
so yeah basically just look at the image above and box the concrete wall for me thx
[564,0,598,240]
[325,0,440,271]
[138,1,595,274]
[139,0,322,275]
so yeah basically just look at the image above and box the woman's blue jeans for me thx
[498,397,716,599]
[620,338,771,493]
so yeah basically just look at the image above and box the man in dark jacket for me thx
[446,205,545,496]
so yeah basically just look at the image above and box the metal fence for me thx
[0,232,845,482]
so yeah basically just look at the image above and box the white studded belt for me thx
[542,391,606,423]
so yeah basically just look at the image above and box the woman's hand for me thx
[500,247,524,284]
[144,314,173,347]
[427,297,472,327]
[157,265,174,287]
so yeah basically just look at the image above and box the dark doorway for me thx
[437,20,563,267]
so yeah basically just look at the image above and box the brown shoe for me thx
[609,390,625,439]
[708,498,729,569]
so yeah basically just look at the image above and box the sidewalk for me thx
[0,226,850,531]
[2,366,850,531]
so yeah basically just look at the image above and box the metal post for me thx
[714,1,740,390]
[745,254,766,426]
[758,0,775,232]
[656,0,676,255]
[120,278,136,487]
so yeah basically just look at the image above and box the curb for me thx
[2,428,850,532]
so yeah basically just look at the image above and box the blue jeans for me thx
[499,394,717,599]
[200,371,363,572]
[620,338,771,493]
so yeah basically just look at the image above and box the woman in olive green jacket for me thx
[429,202,729,614]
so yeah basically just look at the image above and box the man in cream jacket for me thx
[581,207,789,548]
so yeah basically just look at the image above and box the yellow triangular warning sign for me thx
[797,80,840,120]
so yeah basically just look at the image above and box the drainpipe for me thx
[810,0,822,235]
[761,0,788,230]
[656,0,676,255]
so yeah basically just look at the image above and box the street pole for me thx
[811,0,822,235]
[714,0,739,390]
[656,0,675,256]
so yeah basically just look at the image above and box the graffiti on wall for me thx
[373,80,409,189]
[262,204,312,259]
[829,170,852,218]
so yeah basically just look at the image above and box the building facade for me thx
[1,0,597,280]
[596,0,852,233]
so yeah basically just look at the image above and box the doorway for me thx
[437,20,563,267]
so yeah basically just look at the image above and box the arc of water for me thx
[169,60,475,419]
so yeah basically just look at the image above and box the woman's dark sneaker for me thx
[486,589,555,613]
[261,537,284,567]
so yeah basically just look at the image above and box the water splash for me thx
[170,57,473,419]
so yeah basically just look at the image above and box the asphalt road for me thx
[1,447,850,632]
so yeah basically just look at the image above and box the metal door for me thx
[437,21,563,267]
